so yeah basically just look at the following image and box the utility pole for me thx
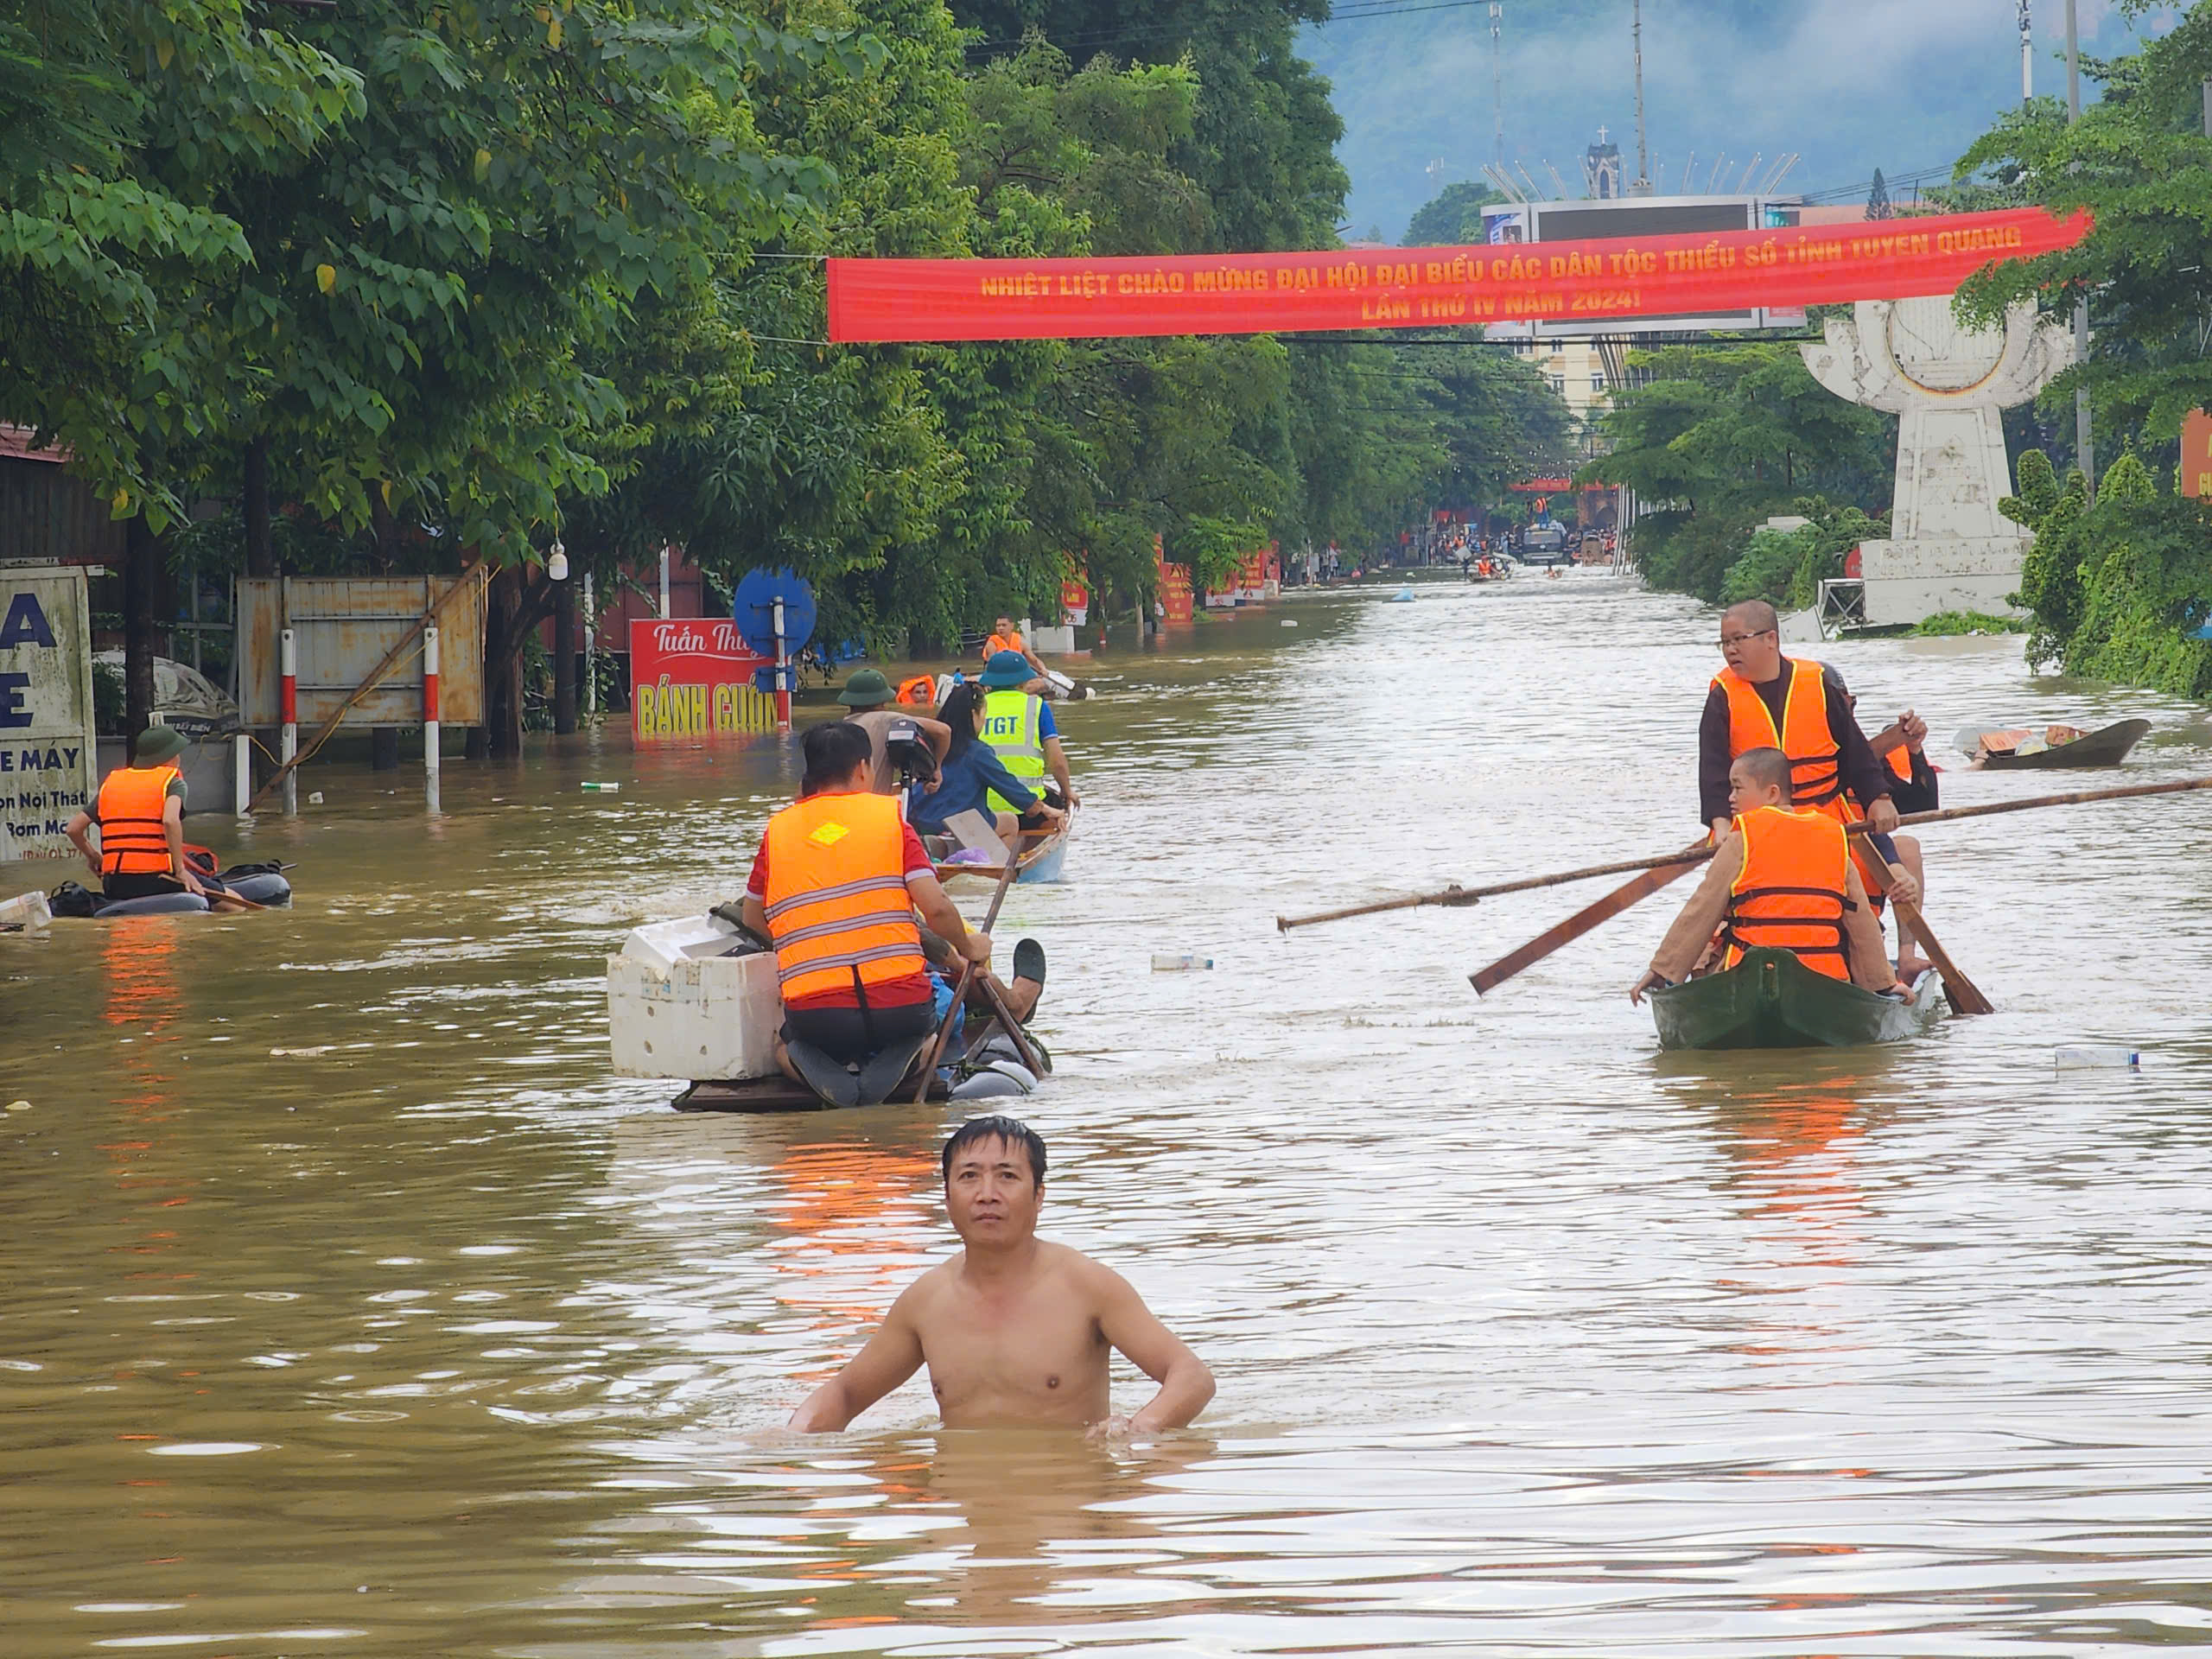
[1631,0,1650,194]
[2019,0,2033,105]
[1491,3,1505,170]
[2067,0,2093,496]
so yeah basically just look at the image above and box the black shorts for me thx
[783,999,935,1066]
[102,872,188,901]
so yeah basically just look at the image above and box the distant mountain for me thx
[1300,0,2154,245]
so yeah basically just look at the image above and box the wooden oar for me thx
[911,842,1024,1105]
[1290,776,2212,936]
[1277,851,1704,932]
[1470,842,1709,995]
[1468,775,2212,998]
[1854,854,1994,1015]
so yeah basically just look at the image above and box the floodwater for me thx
[7,570,2212,1657]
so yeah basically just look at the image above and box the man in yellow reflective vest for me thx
[978,651,1078,812]
[63,727,229,906]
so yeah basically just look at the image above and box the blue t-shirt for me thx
[1037,701,1058,741]
[907,743,1039,831]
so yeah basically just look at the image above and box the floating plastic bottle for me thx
[582,781,621,793]
[2055,1046,2140,1070]
[1152,953,1213,971]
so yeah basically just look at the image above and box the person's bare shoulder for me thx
[1045,1242,1141,1306]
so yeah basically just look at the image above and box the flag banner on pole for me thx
[826,208,2090,344]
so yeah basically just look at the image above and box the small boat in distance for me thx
[1648,946,1945,1051]
[1958,718,2151,771]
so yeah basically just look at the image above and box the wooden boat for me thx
[934,808,1075,887]
[1648,946,1944,1051]
[1971,717,2150,772]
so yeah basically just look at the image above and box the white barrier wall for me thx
[0,565,96,864]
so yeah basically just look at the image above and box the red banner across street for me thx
[825,208,2090,344]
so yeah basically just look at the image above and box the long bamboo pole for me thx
[1281,777,2212,934]
[911,845,1023,1105]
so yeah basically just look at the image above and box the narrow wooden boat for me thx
[1649,946,1944,1051]
[1976,717,2150,771]
[935,808,1075,887]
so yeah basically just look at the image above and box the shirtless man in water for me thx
[788,1116,1215,1435]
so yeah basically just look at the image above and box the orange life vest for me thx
[983,630,1024,660]
[895,675,937,708]
[1713,658,1855,822]
[1721,805,1852,981]
[95,764,181,878]
[760,791,925,1005]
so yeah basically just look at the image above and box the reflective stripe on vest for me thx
[982,690,1046,777]
[761,791,925,1002]
[1721,805,1852,981]
[96,764,181,877]
[1713,658,1852,815]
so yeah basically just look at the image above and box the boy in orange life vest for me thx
[1631,747,1916,1005]
[62,726,217,903]
[739,722,990,1090]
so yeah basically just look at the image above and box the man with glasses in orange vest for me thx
[740,721,994,1106]
[63,726,238,909]
[1699,599,1923,951]
[1633,747,1915,1004]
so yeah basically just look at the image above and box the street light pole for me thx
[2066,0,2093,496]
[1632,0,1650,194]
[2019,0,2032,105]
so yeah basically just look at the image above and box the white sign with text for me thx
[0,566,96,863]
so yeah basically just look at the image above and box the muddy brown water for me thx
[6,571,2212,1656]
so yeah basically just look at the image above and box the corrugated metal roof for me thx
[0,424,66,465]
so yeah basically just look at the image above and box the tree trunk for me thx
[483,567,524,757]
[243,436,273,577]
[367,491,400,573]
[123,514,160,747]
[551,574,577,734]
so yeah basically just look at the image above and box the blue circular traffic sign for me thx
[733,568,816,659]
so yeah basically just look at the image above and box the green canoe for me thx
[1648,946,1944,1051]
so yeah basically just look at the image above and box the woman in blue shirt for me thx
[909,683,1067,854]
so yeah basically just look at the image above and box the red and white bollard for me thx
[422,623,441,814]
[278,626,298,816]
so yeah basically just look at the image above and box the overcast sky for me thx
[1302,0,2182,242]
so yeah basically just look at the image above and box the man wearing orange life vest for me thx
[62,727,219,905]
[1632,748,1916,1004]
[982,615,1049,692]
[740,722,989,1099]
[1700,599,1927,955]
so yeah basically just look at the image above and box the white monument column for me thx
[1801,297,2075,626]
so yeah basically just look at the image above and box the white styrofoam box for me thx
[1029,624,1076,654]
[0,890,52,930]
[607,947,783,1081]
[621,912,747,970]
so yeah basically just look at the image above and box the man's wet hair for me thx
[800,720,874,795]
[941,1115,1047,1186]
[1734,746,1795,799]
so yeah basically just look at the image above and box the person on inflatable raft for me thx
[63,728,252,913]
